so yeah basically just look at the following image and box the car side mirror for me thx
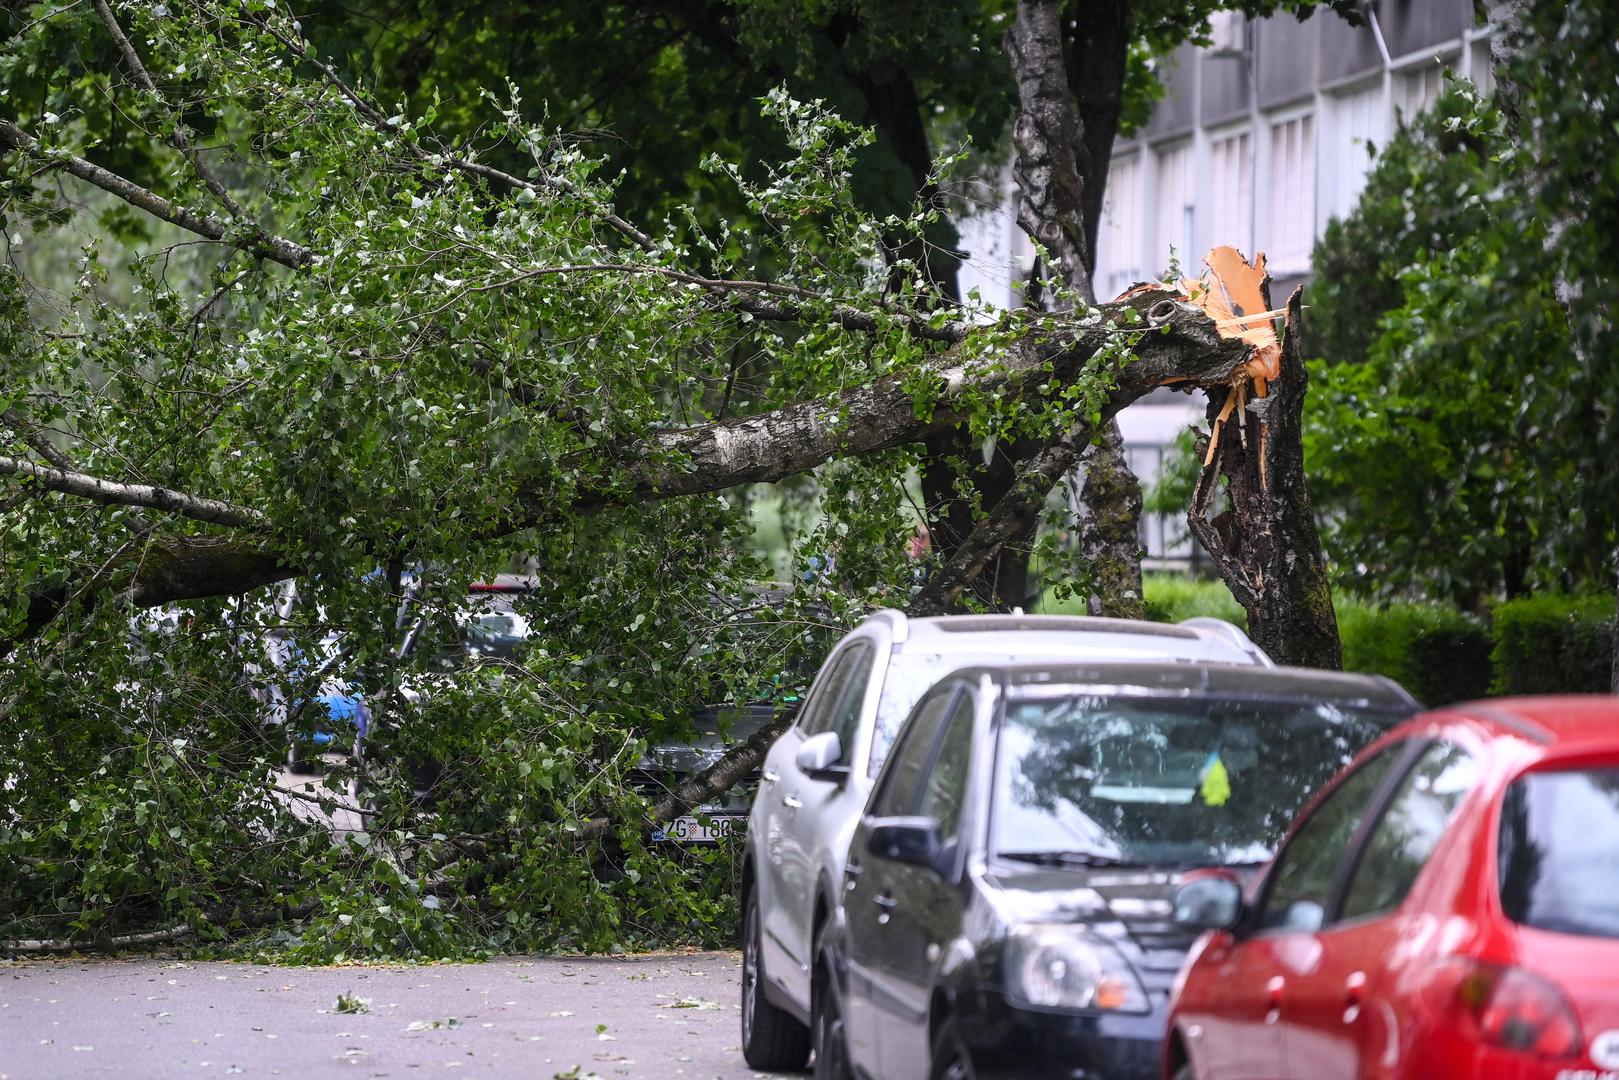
[1172,871,1244,932]
[795,731,850,782]
[867,817,955,877]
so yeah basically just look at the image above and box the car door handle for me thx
[761,770,779,784]
[1344,971,1367,1009]
[782,793,803,809]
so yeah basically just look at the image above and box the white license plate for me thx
[653,815,745,843]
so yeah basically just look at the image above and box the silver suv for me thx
[738,610,1272,1070]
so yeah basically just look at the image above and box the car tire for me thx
[929,1019,975,1080]
[740,887,811,1071]
[812,956,852,1080]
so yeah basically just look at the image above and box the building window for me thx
[1207,130,1253,257]
[1398,62,1450,123]
[1151,139,1195,278]
[1323,82,1386,225]
[1266,113,1315,273]
[1095,153,1143,301]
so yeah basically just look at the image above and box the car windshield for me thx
[1499,765,1619,940]
[991,693,1400,867]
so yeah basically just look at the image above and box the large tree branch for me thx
[6,288,1247,656]
[577,290,1236,508]
[0,119,312,269]
[0,454,266,528]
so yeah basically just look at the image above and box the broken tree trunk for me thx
[1189,285,1342,669]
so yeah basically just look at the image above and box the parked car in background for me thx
[739,612,1277,1072]
[1166,695,1619,1080]
[818,659,1418,1080]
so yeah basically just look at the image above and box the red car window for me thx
[1339,741,1476,921]
[1499,765,1619,939]
[1259,745,1405,933]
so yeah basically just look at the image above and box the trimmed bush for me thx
[1490,595,1617,695]
[1140,574,1249,627]
[1336,602,1493,707]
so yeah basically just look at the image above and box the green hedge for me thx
[1044,576,1612,704]
[1336,602,1493,707]
[1490,595,1617,695]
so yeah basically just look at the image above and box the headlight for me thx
[1004,925,1150,1014]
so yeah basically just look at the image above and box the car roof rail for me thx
[1177,616,1275,667]
[864,607,910,645]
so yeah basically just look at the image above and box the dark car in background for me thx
[818,661,1419,1080]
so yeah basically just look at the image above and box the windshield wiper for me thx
[1000,850,1142,868]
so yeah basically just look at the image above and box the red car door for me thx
[1182,743,1409,1080]
[1281,740,1479,1080]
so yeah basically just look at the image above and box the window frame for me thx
[913,689,979,842]
[868,679,968,820]
[795,640,872,737]
[1249,738,1430,937]
[1334,740,1477,925]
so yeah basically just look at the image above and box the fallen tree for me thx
[0,0,1341,955]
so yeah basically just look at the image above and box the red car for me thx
[1164,695,1619,1080]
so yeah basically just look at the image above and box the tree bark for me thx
[1189,286,1342,669]
[1003,0,1143,617]
[1074,421,1145,617]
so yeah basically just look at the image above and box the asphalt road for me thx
[0,952,790,1080]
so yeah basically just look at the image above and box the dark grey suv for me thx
[818,661,1419,1080]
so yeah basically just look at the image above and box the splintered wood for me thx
[1117,246,1287,486]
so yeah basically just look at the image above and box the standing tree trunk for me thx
[1189,286,1341,669]
[1004,0,1143,617]
[1075,422,1145,617]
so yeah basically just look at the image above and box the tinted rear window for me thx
[1499,766,1619,939]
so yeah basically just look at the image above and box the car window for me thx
[798,645,864,737]
[1338,742,1476,921]
[917,692,976,840]
[989,695,1401,867]
[1259,745,1405,933]
[1499,765,1619,940]
[871,687,958,818]
[825,644,876,759]
[870,654,955,777]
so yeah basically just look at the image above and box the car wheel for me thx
[812,959,852,1080]
[740,887,811,1070]
[929,1019,975,1080]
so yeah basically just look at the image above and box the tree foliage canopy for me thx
[1305,0,1617,607]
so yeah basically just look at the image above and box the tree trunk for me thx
[1075,421,1145,617]
[1189,286,1342,669]
[1004,0,1143,617]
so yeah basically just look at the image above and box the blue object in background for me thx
[295,693,370,747]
